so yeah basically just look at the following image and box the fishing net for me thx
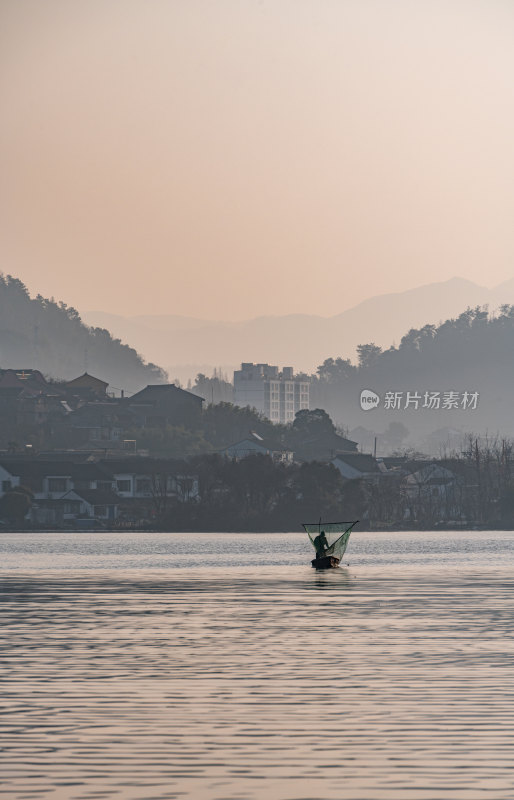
[302,521,357,559]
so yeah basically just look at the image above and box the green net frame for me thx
[302,521,358,559]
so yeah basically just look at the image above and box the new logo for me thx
[360,389,380,411]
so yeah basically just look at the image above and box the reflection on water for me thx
[2,531,514,799]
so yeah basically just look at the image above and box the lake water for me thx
[2,531,514,800]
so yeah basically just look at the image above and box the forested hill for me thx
[312,306,514,446]
[0,275,167,390]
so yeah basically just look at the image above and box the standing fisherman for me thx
[313,530,329,560]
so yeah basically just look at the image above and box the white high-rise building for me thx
[233,363,310,423]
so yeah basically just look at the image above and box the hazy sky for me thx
[1,0,514,319]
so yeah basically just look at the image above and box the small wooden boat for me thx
[311,555,341,569]
[303,520,358,569]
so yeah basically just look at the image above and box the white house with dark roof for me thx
[0,460,72,499]
[0,460,115,500]
[59,488,120,522]
[0,459,120,524]
[0,456,200,526]
[101,458,200,502]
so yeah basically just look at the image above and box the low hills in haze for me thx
[312,304,514,452]
[84,277,514,380]
[0,275,167,391]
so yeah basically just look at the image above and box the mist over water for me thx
[2,531,514,799]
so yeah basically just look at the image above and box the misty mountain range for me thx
[0,275,166,391]
[83,277,514,381]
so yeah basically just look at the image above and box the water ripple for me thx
[1,532,514,799]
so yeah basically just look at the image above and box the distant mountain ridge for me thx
[84,277,514,380]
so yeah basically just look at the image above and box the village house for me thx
[103,457,200,503]
[331,453,382,481]
[0,369,48,391]
[294,433,358,463]
[126,384,203,428]
[0,455,200,526]
[57,488,120,523]
[0,459,115,499]
[0,368,208,452]
[64,372,109,399]
[63,402,132,446]
[0,369,67,433]
[219,432,294,463]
